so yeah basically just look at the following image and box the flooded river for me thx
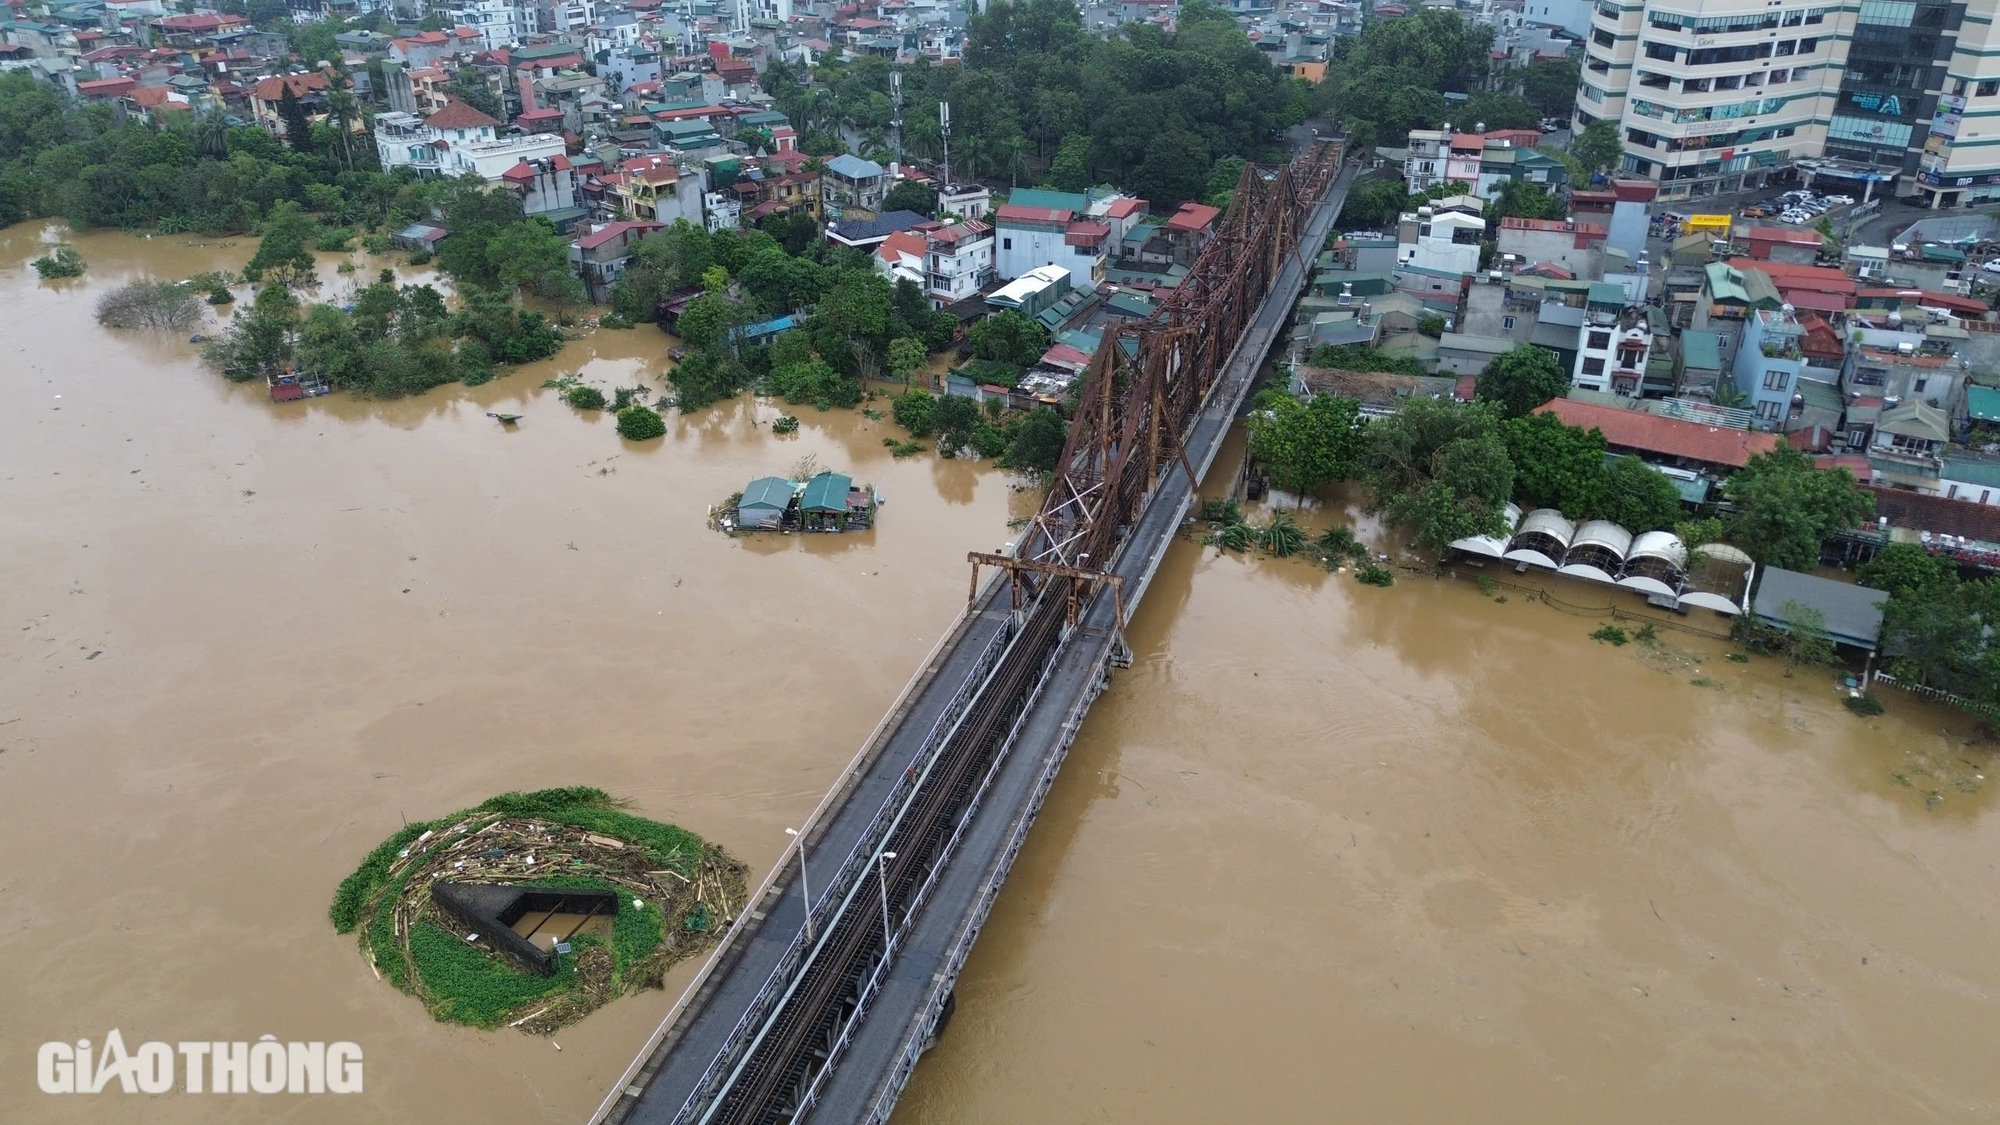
[4,226,1998,1124]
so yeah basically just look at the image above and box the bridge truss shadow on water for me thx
[593,142,1353,1125]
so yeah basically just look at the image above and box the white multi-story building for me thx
[443,0,522,51]
[874,219,996,307]
[1577,0,1852,201]
[535,0,595,35]
[373,102,565,181]
[1405,128,1449,193]
[1572,285,1653,396]
[1395,205,1483,276]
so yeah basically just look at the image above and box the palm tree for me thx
[325,87,359,172]
[195,108,230,160]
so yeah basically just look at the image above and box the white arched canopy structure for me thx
[1504,508,1575,570]
[1619,530,1690,598]
[1559,520,1633,584]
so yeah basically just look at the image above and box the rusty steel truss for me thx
[1014,140,1342,576]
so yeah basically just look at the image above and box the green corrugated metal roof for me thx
[1006,188,1087,213]
[1587,282,1626,308]
[1680,329,1721,370]
[1943,452,2000,488]
[740,476,794,510]
[1967,385,2000,423]
[799,471,852,512]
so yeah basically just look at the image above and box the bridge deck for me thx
[809,167,1354,1124]
[601,158,1353,1125]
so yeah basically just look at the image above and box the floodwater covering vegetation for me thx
[330,787,745,1033]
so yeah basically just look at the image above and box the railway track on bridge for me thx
[599,139,1351,1125]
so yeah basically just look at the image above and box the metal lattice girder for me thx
[1016,141,1343,574]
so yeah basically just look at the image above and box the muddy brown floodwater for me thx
[3,226,1999,1125]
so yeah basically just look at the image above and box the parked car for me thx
[1740,204,1774,218]
[1981,258,2000,273]
[1824,194,1855,205]
[1780,209,1813,224]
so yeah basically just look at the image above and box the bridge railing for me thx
[791,612,1086,1119]
[592,575,1012,1125]
[660,612,1020,1125]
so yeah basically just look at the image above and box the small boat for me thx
[487,412,522,423]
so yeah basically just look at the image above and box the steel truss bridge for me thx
[594,141,1353,1125]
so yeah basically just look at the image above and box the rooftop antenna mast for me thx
[939,100,951,190]
[890,70,903,166]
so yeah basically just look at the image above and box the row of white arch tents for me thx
[1449,505,1758,616]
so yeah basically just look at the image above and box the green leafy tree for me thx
[701,264,729,293]
[1515,58,1581,117]
[1857,542,1957,602]
[1364,397,1512,554]
[1475,346,1569,418]
[1599,455,1685,532]
[888,336,928,384]
[675,294,736,349]
[616,405,666,440]
[489,217,584,302]
[1337,177,1408,229]
[1248,392,1362,504]
[1722,444,1873,571]
[881,180,937,214]
[243,201,318,287]
[1491,180,1564,221]
[1503,412,1606,517]
[893,387,938,435]
[933,393,983,453]
[968,310,1049,366]
[1002,406,1068,473]
[1572,118,1622,177]
[1674,517,1725,550]
[1461,91,1541,131]
[1047,133,1092,191]
[31,243,84,278]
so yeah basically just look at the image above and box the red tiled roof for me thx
[1867,486,2000,544]
[127,86,175,108]
[501,160,535,183]
[1065,220,1111,246]
[1166,201,1220,232]
[425,99,499,129]
[76,76,137,96]
[1040,343,1092,370]
[1104,196,1146,219]
[152,12,244,31]
[875,230,928,265]
[1726,258,1853,294]
[573,220,664,251]
[997,203,1070,225]
[1534,398,1779,469]
[1449,132,1485,150]
[1781,289,1848,313]
[251,72,327,101]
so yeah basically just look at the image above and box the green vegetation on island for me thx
[330,787,746,1034]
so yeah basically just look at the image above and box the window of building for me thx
[1915,376,1928,393]
[1593,28,1616,47]
[1757,399,1783,420]
[1776,125,1797,138]
[1774,40,1796,55]
[1763,369,1789,390]
[1643,41,1677,61]
[1582,357,1606,377]
[1683,77,1712,92]
[1588,331,1612,349]
[1002,237,1011,249]
[1799,37,1817,51]
[1982,81,1999,97]
[1503,315,1517,330]
[1783,9,1803,25]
